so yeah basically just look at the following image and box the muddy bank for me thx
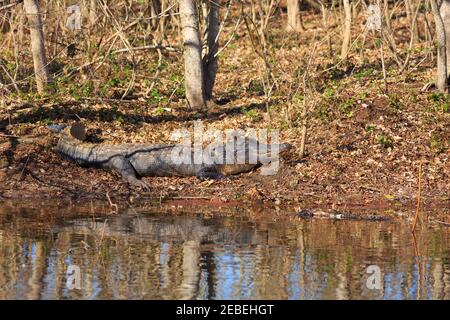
[0,101,448,216]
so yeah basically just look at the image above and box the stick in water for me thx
[411,160,423,232]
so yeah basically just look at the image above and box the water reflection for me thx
[0,203,449,299]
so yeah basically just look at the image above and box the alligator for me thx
[295,209,390,222]
[52,123,292,189]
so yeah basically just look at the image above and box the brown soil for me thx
[0,100,448,214]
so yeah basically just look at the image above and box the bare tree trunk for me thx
[160,0,168,40]
[203,0,219,100]
[321,2,332,57]
[286,0,303,32]
[179,240,200,299]
[341,0,351,58]
[179,0,206,109]
[149,0,159,30]
[90,0,97,26]
[0,8,11,34]
[384,0,391,31]
[431,0,448,92]
[432,260,445,299]
[440,0,450,73]
[23,0,52,94]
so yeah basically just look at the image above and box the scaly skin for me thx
[57,125,292,189]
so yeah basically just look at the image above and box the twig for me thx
[375,13,388,94]
[67,43,178,77]
[170,196,212,200]
[106,191,119,214]
[411,231,422,299]
[431,219,450,227]
[399,0,424,73]
[360,185,382,193]
[214,10,243,58]
[145,39,163,96]
[411,160,423,232]
[0,133,18,138]
[15,155,30,184]
[79,97,139,103]
[0,0,23,12]
[299,32,318,159]
[0,63,20,94]
[97,219,108,248]
[112,45,179,54]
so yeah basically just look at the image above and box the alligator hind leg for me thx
[105,156,150,190]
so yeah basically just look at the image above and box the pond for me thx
[0,202,448,299]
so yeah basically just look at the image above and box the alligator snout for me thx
[257,142,292,160]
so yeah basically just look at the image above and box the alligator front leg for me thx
[105,156,150,190]
[196,165,225,181]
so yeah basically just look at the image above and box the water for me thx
[0,202,449,300]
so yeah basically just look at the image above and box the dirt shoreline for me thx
[0,189,449,225]
[0,158,448,215]
[1,101,448,219]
